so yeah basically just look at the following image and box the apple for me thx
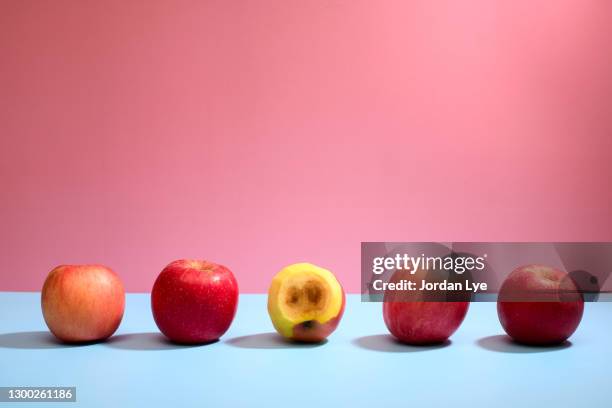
[497,264,584,345]
[382,268,469,345]
[383,301,469,345]
[41,264,125,343]
[151,259,239,344]
[268,263,345,342]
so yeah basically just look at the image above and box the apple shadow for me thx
[105,332,209,350]
[0,331,101,349]
[226,332,327,349]
[477,335,572,353]
[353,334,451,352]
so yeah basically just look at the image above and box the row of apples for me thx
[41,261,584,346]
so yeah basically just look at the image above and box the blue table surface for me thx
[0,293,610,408]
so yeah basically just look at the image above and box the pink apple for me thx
[497,264,584,345]
[151,259,239,344]
[41,264,125,342]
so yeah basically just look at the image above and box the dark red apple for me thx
[497,264,584,345]
[382,268,469,345]
[151,259,239,344]
[42,264,125,342]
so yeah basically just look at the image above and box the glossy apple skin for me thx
[383,301,469,345]
[497,265,584,345]
[151,260,238,344]
[291,292,345,342]
[41,265,125,343]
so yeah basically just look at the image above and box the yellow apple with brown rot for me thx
[268,263,345,342]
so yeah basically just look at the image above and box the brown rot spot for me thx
[304,281,322,305]
[286,287,300,305]
[281,278,329,315]
[292,319,328,343]
[301,320,315,329]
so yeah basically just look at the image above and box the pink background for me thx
[2,0,611,293]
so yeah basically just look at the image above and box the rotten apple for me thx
[267,263,345,342]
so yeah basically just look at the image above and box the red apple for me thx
[497,264,584,345]
[41,265,125,342]
[382,269,469,345]
[383,302,469,345]
[151,259,239,344]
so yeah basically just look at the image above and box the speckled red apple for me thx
[382,268,469,345]
[151,259,239,344]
